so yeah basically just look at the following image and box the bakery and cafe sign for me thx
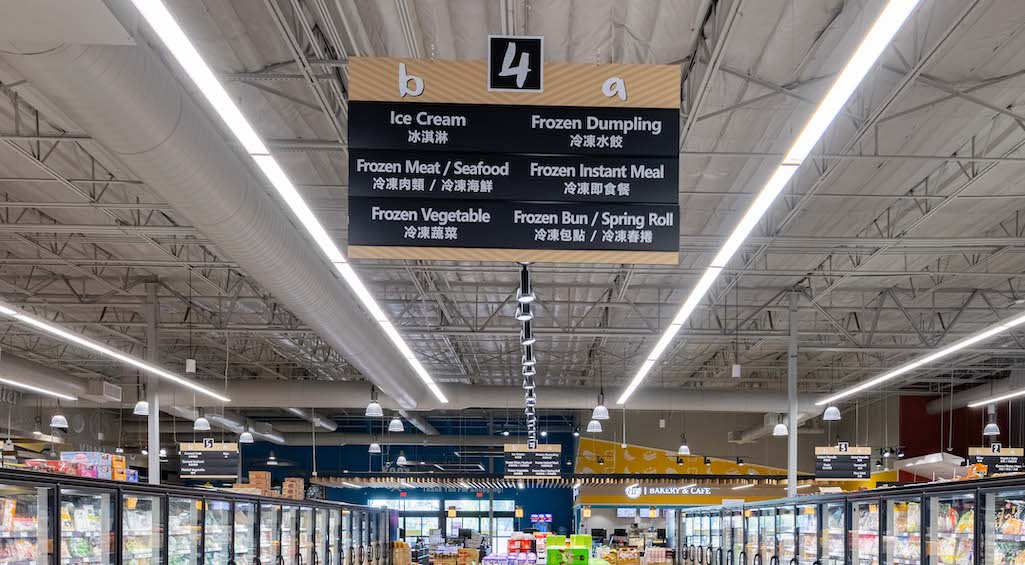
[625,485,713,499]
[347,36,681,265]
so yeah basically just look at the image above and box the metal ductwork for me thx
[399,410,439,435]
[285,408,338,432]
[158,381,821,413]
[0,353,89,399]
[279,433,506,446]
[728,409,825,444]
[127,411,286,444]
[925,369,1025,414]
[0,31,429,409]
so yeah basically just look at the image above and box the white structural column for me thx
[145,281,161,484]
[788,291,799,497]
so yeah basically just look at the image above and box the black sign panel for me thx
[815,446,872,480]
[348,198,679,252]
[488,36,543,92]
[349,150,678,204]
[179,442,239,479]
[504,444,561,479]
[970,454,1025,474]
[349,101,679,157]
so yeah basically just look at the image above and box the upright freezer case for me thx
[0,480,53,564]
[122,490,164,564]
[234,501,257,565]
[926,490,973,565]
[744,510,758,565]
[757,508,775,565]
[777,505,796,564]
[850,500,879,565]
[204,499,231,565]
[261,503,282,565]
[168,496,201,565]
[282,505,299,565]
[60,486,115,565]
[884,497,921,565]
[984,486,1025,564]
[795,503,818,565]
[727,508,744,565]
[299,507,314,565]
[822,501,845,565]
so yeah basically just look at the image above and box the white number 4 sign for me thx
[488,36,543,92]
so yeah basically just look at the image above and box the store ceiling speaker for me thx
[731,364,742,379]
[185,358,197,373]
[586,419,602,433]
[388,417,404,433]
[823,405,841,421]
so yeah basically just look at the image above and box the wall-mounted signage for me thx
[815,445,872,480]
[625,484,713,499]
[347,46,681,265]
[530,513,553,523]
[969,444,1025,474]
[504,443,562,478]
[179,439,239,479]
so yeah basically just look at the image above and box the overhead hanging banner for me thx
[504,443,562,479]
[179,439,239,480]
[815,444,872,480]
[969,444,1025,474]
[347,38,681,265]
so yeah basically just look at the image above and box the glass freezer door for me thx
[260,503,281,565]
[329,509,342,565]
[342,510,352,565]
[369,511,380,565]
[168,497,201,565]
[299,508,314,565]
[60,487,115,565]
[822,502,844,565]
[777,506,796,564]
[204,499,232,565]
[885,499,922,565]
[926,491,973,565]
[235,501,257,565]
[795,504,817,565]
[745,511,758,565]
[0,482,52,565]
[282,506,298,565]
[984,488,1025,565]
[315,508,328,565]
[122,492,164,564]
[851,500,880,565]
[758,509,775,564]
[730,510,744,565]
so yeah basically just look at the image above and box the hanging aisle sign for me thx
[347,37,681,265]
[504,443,562,479]
[179,439,239,479]
[815,444,872,480]
[969,444,1025,474]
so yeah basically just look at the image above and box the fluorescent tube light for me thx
[732,483,755,490]
[821,311,1025,406]
[681,483,697,489]
[2,303,229,402]
[341,482,362,489]
[0,377,77,401]
[130,0,447,404]
[617,0,922,405]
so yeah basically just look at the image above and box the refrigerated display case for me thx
[329,509,342,565]
[169,497,201,565]
[343,510,353,565]
[261,503,282,565]
[984,487,1025,565]
[796,503,818,565]
[778,505,796,564]
[757,508,775,565]
[711,510,722,564]
[122,491,163,564]
[822,501,845,565]
[885,498,922,565]
[299,507,314,565]
[851,500,879,565]
[315,508,328,565]
[728,508,744,565]
[0,481,53,565]
[60,487,115,565]
[283,506,299,565]
[235,501,257,565]
[204,499,231,565]
[927,491,973,565]
[745,510,758,565]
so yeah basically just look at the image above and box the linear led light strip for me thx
[813,309,1025,407]
[616,0,923,405]
[130,0,447,404]
[0,302,229,402]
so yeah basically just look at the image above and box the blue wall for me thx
[236,440,574,534]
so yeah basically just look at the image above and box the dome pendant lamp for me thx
[772,414,788,437]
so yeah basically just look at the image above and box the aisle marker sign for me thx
[814,445,871,480]
[179,441,239,479]
[968,445,1025,474]
[504,443,562,479]
[347,40,681,265]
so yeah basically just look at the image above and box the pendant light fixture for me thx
[388,416,404,433]
[517,264,535,304]
[772,414,788,437]
[396,451,408,466]
[193,408,211,431]
[983,404,1000,436]
[239,429,255,444]
[592,390,609,421]
[133,392,149,416]
[677,434,690,456]
[365,386,383,418]
[586,419,602,433]
[823,405,841,421]
[50,403,68,430]
[573,427,580,437]
[368,442,382,454]
[115,446,125,454]
[267,452,278,466]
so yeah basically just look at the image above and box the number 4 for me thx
[499,43,532,88]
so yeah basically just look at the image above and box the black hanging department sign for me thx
[504,444,562,479]
[347,47,681,265]
[969,444,1025,474]
[179,440,239,480]
[815,444,872,480]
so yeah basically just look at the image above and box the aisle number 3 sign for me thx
[399,36,628,101]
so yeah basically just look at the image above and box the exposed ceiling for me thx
[1,0,1025,437]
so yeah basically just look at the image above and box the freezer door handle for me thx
[727,549,733,565]
[769,557,778,565]
[254,557,261,565]
[716,548,723,565]
[753,554,762,565]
